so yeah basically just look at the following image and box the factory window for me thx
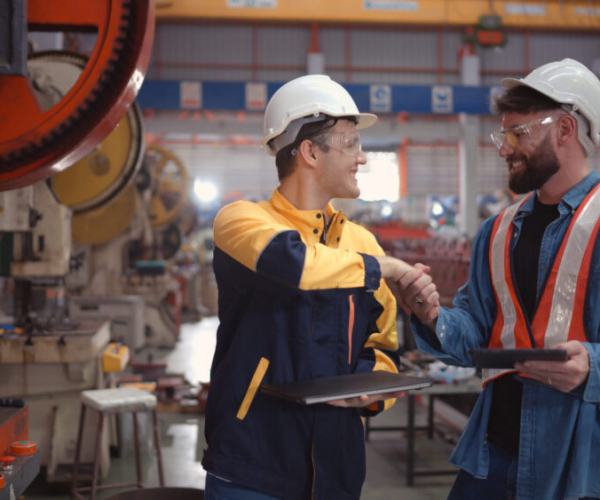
[357,152,400,203]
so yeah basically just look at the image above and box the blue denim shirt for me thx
[412,171,600,500]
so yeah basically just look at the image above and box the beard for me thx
[508,134,560,194]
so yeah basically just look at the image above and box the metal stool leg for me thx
[151,410,165,486]
[71,404,87,500]
[428,396,435,439]
[91,412,105,500]
[132,412,143,486]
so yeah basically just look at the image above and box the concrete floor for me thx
[23,318,457,499]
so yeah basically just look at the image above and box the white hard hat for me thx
[502,58,600,156]
[262,74,377,156]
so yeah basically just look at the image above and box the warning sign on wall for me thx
[180,81,202,109]
[370,84,392,113]
[246,82,267,110]
[432,85,453,114]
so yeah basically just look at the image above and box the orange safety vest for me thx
[484,184,600,384]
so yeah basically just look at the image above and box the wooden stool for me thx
[71,388,165,500]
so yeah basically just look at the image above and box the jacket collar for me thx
[270,188,340,241]
[517,171,600,216]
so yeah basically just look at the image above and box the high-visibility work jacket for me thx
[485,183,600,383]
[202,188,400,500]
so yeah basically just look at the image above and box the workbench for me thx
[0,320,111,482]
[365,375,482,486]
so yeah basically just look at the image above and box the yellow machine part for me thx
[50,97,144,213]
[102,343,131,372]
[147,145,190,228]
[120,382,158,391]
[71,185,137,245]
[52,114,134,208]
[175,200,199,236]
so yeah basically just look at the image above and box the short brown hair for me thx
[274,116,358,181]
[493,85,562,115]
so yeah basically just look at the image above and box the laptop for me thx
[260,370,432,405]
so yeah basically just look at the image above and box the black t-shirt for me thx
[486,196,559,455]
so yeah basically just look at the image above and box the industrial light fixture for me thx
[194,179,218,203]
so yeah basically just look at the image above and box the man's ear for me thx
[557,114,577,147]
[297,139,319,167]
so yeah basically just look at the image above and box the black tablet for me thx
[470,348,568,368]
[261,371,432,405]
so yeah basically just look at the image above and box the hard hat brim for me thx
[501,77,525,89]
[355,113,378,130]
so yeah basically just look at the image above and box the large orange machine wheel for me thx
[0,0,154,190]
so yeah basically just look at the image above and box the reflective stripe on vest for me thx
[484,196,530,382]
[483,184,600,384]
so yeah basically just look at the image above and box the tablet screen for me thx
[469,348,568,368]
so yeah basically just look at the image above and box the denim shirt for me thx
[412,171,600,500]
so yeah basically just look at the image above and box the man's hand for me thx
[515,341,590,393]
[326,390,405,408]
[374,256,440,328]
[375,255,415,282]
[394,263,440,329]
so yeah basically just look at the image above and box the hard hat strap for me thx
[562,104,596,157]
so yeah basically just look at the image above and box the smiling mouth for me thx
[509,160,525,173]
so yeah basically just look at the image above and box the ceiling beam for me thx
[155,0,600,30]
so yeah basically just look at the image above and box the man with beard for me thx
[396,58,600,499]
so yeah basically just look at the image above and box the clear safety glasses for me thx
[313,131,363,157]
[491,115,559,150]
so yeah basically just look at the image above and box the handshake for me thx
[375,256,440,330]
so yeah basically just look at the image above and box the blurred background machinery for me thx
[55,143,192,349]
[0,0,155,485]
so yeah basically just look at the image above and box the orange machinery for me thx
[0,405,39,499]
[0,0,155,190]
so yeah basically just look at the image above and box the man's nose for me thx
[356,149,367,164]
[498,139,514,158]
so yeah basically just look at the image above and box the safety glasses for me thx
[491,115,559,150]
[313,131,363,157]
